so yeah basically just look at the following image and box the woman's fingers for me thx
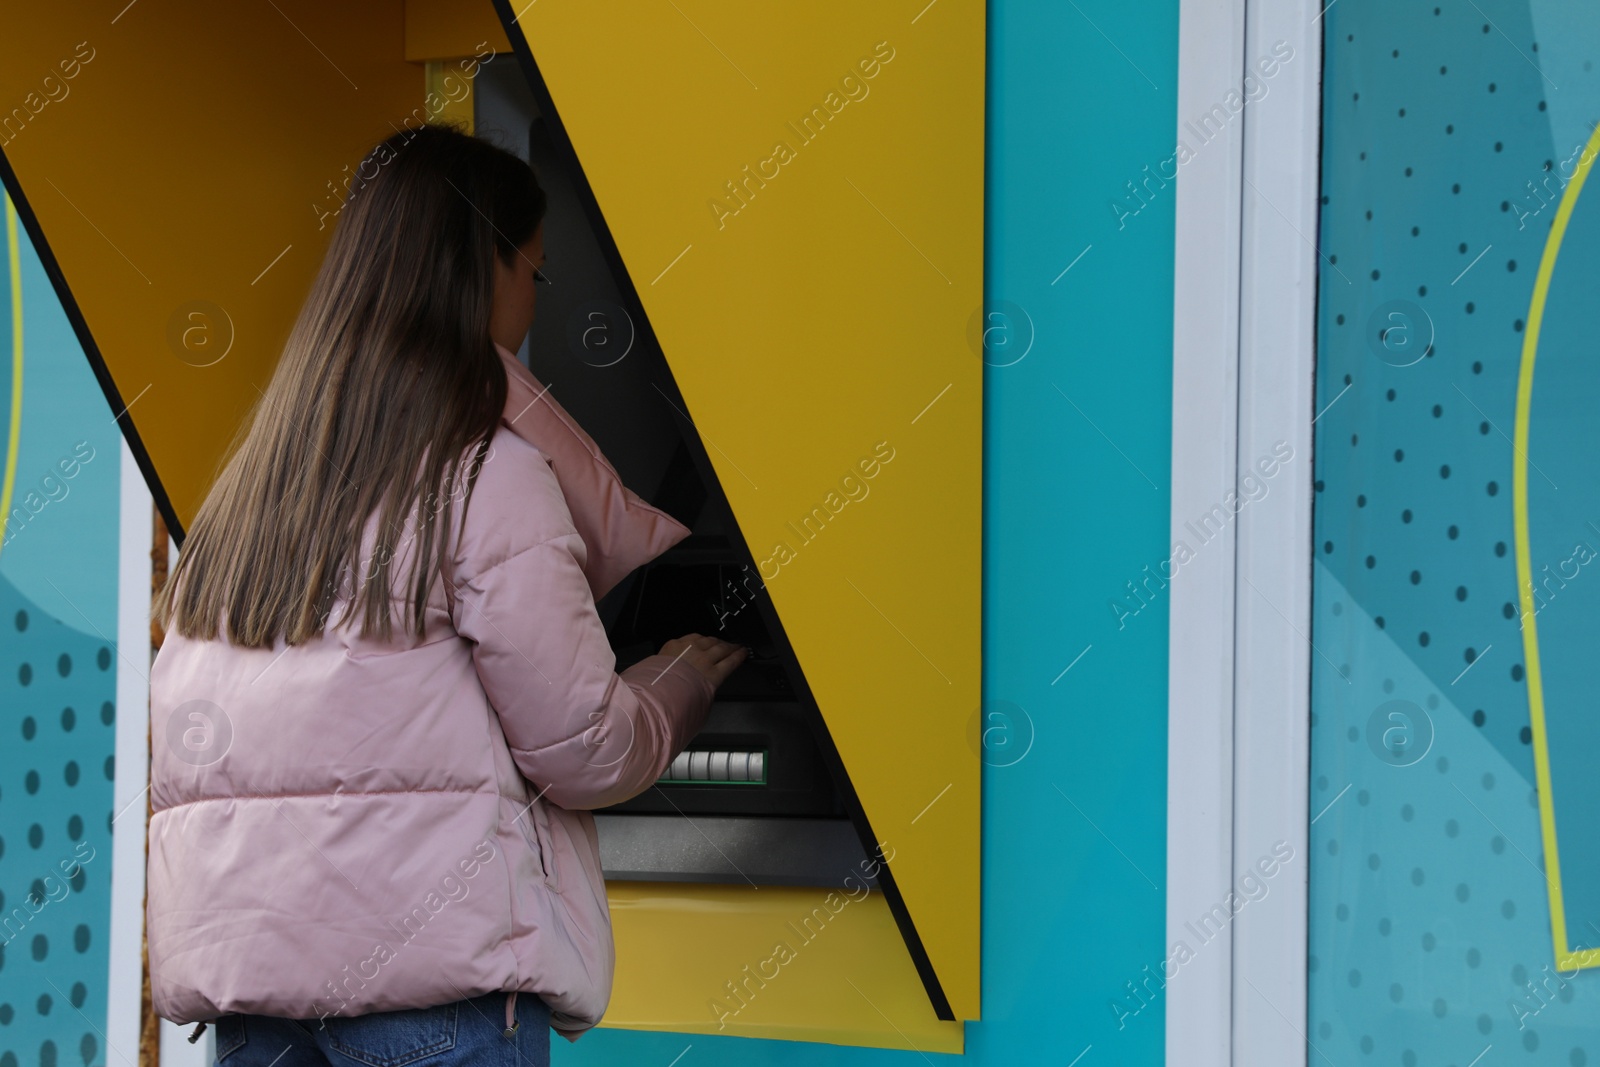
[658,634,749,689]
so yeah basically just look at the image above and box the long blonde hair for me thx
[159,125,546,647]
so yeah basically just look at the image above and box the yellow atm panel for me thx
[493,0,983,1031]
[1,0,981,1049]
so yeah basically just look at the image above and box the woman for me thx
[147,124,745,1065]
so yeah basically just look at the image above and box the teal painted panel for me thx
[0,199,121,1067]
[1308,0,1600,1061]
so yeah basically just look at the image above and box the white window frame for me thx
[1167,0,1322,1062]
[107,438,152,1066]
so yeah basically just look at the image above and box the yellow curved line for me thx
[0,194,22,558]
[1514,122,1600,972]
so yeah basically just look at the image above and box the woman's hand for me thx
[658,633,748,690]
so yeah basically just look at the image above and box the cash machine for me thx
[475,60,870,887]
[0,0,982,1050]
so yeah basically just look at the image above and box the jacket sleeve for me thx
[450,441,715,810]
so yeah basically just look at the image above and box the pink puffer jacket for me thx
[146,397,713,1038]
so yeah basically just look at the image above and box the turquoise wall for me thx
[559,0,1180,1061]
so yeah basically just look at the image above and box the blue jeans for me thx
[211,991,550,1067]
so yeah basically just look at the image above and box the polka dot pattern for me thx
[1312,2,1600,1063]
[1,583,117,1067]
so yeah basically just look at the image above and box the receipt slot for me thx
[0,0,982,1051]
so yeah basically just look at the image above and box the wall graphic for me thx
[1311,0,1600,1061]
[0,195,121,1067]
[1515,121,1600,973]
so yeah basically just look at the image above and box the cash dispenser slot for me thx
[474,60,870,887]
